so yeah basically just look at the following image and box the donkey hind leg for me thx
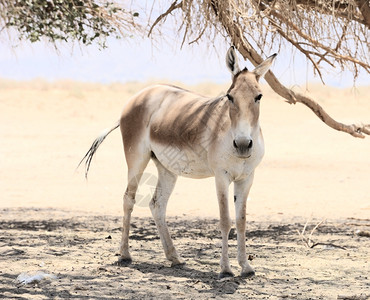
[118,153,150,265]
[150,159,184,267]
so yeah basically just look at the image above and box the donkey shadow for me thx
[116,261,246,296]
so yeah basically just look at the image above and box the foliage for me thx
[0,0,139,48]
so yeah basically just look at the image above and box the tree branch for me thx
[146,0,370,138]
[148,1,182,37]
[355,0,370,28]
[215,4,370,138]
[291,0,368,28]
[261,2,370,72]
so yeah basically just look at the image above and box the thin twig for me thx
[148,1,182,37]
[297,220,347,250]
[310,242,347,250]
[308,220,324,246]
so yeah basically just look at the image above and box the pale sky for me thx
[0,34,368,87]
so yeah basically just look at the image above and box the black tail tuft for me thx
[78,136,105,178]
[77,122,120,178]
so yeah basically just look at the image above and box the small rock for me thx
[355,230,370,238]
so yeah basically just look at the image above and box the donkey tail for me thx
[78,120,120,178]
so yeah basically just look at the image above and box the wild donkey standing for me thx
[80,47,277,278]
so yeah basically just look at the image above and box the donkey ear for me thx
[226,46,241,77]
[253,53,277,81]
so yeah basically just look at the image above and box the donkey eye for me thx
[226,94,234,103]
[255,94,263,102]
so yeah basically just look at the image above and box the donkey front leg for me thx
[234,173,255,277]
[215,174,233,279]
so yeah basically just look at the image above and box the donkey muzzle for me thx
[233,137,253,156]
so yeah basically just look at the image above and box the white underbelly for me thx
[150,143,214,178]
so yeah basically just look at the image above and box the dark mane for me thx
[227,68,249,93]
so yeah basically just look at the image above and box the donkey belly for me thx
[150,142,214,178]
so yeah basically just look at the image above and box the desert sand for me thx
[0,79,369,299]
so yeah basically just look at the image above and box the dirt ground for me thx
[0,79,370,299]
[0,208,369,299]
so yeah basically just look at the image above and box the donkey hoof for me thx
[116,257,132,266]
[218,271,234,279]
[171,260,186,268]
[241,270,255,278]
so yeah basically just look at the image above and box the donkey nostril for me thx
[234,139,253,150]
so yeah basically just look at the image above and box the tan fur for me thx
[80,48,276,278]
[150,93,229,149]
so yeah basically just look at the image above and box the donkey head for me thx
[225,46,276,158]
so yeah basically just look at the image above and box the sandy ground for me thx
[0,79,370,299]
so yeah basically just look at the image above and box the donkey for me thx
[79,46,276,278]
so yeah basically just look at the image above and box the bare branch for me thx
[355,0,370,27]
[269,0,369,28]
[149,0,369,138]
[243,46,370,138]
[262,4,370,72]
[176,0,368,79]
[265,16,325,82]
[148,1,182,37]
[216,5,370,138]
[298,220,347,250]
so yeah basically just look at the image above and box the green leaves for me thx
[3,0,133,48]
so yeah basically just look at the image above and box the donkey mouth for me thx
[234,147,252,159]
[235,153,251,159]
